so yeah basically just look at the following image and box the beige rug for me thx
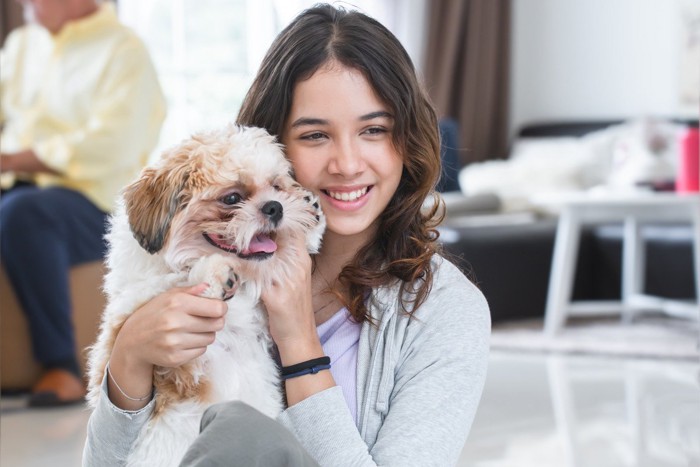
[491,315,700,360]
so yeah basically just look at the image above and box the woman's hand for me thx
[262,236,335,406]
[107,283,228,410]
[261,236,319,364]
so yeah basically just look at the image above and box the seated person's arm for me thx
[1,149,60,175]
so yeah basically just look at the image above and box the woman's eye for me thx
[364,126,387,136]
[221,193,242,205]
[300,132,326,141]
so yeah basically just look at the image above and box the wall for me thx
[510,0,699,137]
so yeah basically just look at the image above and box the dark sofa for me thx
[438,120,698,322]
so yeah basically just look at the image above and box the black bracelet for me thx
[282,363,331,380]
[281,356,331,377]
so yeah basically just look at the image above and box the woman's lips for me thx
[321,186,372,210]
[325,186,368,202]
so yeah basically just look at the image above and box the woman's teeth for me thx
[328,187,368,202]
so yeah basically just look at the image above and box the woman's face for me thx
[282,63,403,243]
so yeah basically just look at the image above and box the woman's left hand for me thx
[262,235,335,405]
[261,235,321,365]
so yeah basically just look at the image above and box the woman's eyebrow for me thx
[289,117,328,129]
[289,111,393,129]
[360,111,393,121]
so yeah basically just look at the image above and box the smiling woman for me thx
[83,4,490,467]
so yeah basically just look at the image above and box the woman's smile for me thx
[322,185,372,211]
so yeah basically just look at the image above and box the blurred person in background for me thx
[0,0,166,407]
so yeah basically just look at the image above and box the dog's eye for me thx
[273,184,281,191]
[221,193,242,205]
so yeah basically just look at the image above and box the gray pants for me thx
[179,401,320,467]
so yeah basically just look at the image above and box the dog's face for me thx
[123,125,325,281]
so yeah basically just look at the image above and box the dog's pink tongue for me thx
[246,234,277,254]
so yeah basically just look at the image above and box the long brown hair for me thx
[237,3,443,322]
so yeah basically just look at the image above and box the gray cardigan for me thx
[83,255,491,466]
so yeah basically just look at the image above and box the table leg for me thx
[622,216,645,324]
[545,209,581,336]
[692,204,700,351]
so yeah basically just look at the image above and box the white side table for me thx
[534,192,700,336]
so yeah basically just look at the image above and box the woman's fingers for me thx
[261,237,317,348]
[161,284,229,320]
[183,315,226,334]
[156,303,226,335]
[114,284,228,369]
[155,332,216,366]
[182,331,218,349]
[156,345,210,368]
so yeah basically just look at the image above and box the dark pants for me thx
[0,184,108,373]
[180,401,320,467]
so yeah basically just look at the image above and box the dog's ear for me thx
[123,158,192,254]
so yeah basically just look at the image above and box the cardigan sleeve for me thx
[82,374,155,467]
[278,386,377,465]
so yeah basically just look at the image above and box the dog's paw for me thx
[188,255,239,301]
[205,267,239,301]
[301,189,323,224]
[299,189,326,254]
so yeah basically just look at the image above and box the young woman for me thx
[83,4,490,466]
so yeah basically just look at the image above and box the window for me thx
[118,0,426,157]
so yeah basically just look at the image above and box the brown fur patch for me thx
[152,365,211,417]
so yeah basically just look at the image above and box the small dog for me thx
[86,124,325,466]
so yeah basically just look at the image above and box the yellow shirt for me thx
[0,2,166,212]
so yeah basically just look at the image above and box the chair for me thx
[0,261,106,390]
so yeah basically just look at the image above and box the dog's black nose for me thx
[261,201,283,225]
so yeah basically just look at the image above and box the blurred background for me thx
[4,0,695,161]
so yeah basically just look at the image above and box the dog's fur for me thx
[86,124,325,466]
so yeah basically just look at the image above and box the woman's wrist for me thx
[275,337,325,367]
[276,337,335,406]
[283,359,335,407]
[106,361,153,402]
[107,343,154,410]
[281,356,331,380]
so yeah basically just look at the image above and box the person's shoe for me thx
[28,369,86,408]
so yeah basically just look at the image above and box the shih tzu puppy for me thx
[86,124,325,466]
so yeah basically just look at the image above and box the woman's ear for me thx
[123,155,192,254]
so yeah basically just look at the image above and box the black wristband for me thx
[281,356,331,377]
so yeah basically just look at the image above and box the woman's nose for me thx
[328,139,366,177]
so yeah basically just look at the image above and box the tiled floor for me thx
[2,350,699,466]
[459,352,700,466]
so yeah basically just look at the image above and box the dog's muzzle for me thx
[202,201,285,261]
[203,231,278,261]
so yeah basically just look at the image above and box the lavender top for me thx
[317,307,361,425]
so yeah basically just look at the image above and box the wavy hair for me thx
[237,3,444,323]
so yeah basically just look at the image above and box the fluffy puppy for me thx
[86,124,325,467]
